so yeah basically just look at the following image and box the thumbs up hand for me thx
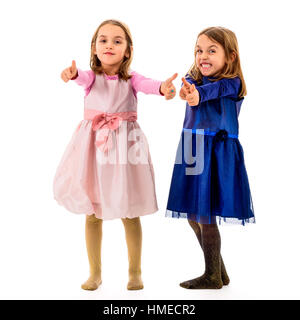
[160,73,178,100]
[61,60,78,82]
[180,77,200,106]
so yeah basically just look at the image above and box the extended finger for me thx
[166,73,178,85]
[190,84,196,92]
[71,60,77,75]
[182,77,191,89]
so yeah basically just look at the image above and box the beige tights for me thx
[121,217,143,290]
[81,214,102,290]
[81,214,143,291]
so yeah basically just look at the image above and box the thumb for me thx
[182,77,191,89]
[71,60,77,74]
[166,73,178,86]
[169,73,178,82]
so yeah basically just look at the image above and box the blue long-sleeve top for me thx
[183,76,243,136]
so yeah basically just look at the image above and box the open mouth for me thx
[201,63,212,69]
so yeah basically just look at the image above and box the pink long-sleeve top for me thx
[73,69,162,97]
[72,69,163,115]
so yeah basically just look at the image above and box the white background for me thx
[0,0,299,300]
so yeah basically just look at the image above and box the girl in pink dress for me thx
[53,19,177,291]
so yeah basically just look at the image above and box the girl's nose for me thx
[106,42,113,49]
[201,53,208,60]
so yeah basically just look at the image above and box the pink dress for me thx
[53,69,162,220]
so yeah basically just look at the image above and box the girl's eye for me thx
[99,39,106,43]
[197,50,202,54]
[209,50,216,54]
[115,40,121,44]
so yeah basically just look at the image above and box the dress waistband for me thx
[182,128,238,139]
[84,108,137,122]
[83,109,137,153]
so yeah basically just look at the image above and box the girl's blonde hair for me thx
[188,26,247,97]
[90,19,133,81]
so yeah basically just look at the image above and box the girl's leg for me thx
[180,222,223,289]
[186,219,230,285]
[121,217,143,290]
[81,214,103,291]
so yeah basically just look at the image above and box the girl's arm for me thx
[194,77,241,103]
[61,60,95,95]
[72,69,95,92]
[130,71,163,96]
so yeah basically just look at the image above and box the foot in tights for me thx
[185,219,230,286]
[180,222,224,289]
[81,215,102,291]
[122,217,144,290]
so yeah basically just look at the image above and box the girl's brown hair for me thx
[188,26,247,97]
[90,19,133,81]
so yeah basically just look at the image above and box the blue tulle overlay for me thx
[166,130,255,225]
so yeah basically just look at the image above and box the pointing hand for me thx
[160,73,178,100]
[61,60,78,82]
[180,77,200,106]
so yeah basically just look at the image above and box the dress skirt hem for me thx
[166,209,255,225]
[54,195,158,220]
[53,119,158,220]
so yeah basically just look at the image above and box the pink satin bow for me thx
[92,113,123,152]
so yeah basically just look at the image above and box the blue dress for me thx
[166,76,255,225]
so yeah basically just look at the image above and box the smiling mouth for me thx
[201,63,212,69]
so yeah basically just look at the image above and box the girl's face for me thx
[195,34,226,77]
[94,24,129,74]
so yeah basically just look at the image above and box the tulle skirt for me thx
[53,120,158,220]
[166,129,255,225]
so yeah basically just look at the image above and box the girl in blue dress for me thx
[166,27,255,289]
